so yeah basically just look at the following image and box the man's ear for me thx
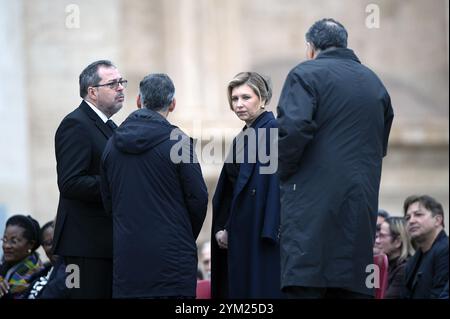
[168,98,176,113]
[87,87,97,102]
[435,214,443,228]
[306,42,314,60]
[136,94,142,109]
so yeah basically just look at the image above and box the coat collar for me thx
[315,47,361,64]
[243,111,274,131]
[232,112,275,199]
[79,100,113,139]
[405,229,448,291]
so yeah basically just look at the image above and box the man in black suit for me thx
[404,195,449,299]
[53,60,126,298]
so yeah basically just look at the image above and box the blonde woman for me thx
[376,216,415,298]
[211,72,282,298]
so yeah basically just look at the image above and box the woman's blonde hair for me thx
[385,217,415,262]
[227,72,272,110]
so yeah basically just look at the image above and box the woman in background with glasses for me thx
[375,216,415,298]
[0,215,43,299]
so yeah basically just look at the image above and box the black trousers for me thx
[65,256,112,299]
[284,286,373,299]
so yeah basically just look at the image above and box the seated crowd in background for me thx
[1,194,448,299]
[375,216,414,298]
[0,215,66,299]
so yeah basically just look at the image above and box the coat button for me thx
[250,189,256,196]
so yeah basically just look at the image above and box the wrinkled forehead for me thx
[407,201,431,216]
[98,66,121,83]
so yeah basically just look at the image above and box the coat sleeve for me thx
[277,71,318,182]
[178,138,208,240]
[382,92,394,157]
[260,172,281,242]
[100,141,113,215]
[260,121,281,242]
[430,243,449,298]
[211,167,233,236]
[55,117,102,203]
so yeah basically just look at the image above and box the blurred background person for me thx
[377,209,390,228]
[199,241,211,280]
[374,209,391,255]
[404,195,448,299]
[211,72,283,299]
[0,215,43,299]
[375,216,414,299]
[27,221,68,299]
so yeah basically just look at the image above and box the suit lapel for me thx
[79,101,113,139]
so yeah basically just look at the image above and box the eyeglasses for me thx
[1,237,24,246]
[92,79,128,90]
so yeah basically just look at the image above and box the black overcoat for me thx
[277,48,394,295]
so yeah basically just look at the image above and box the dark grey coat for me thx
[101,108,208,298]
[277,48,394,296]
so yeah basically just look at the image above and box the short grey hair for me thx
[139,73,175,112]
[79,60,116,98]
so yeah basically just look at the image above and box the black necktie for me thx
[106,119,118,131]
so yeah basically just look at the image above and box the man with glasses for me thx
[53,60,126,298]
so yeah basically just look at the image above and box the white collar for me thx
[84,100,109,123]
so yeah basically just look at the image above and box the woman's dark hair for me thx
[403,195,445,228]
[5,215,41,251]
[306,18,348,51]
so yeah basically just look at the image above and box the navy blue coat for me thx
[404,230,449,299]
[277,48,394,296]
[101,108,208,298]
[211,111,283,298]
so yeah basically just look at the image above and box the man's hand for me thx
[215,229,228,249]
